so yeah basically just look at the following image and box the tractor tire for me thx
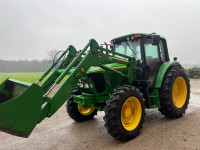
[158,66,190,118]
[66,90,97,122]
[104,85,145,141]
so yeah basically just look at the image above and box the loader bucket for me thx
[0,79,44,137]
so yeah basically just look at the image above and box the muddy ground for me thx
[0,79,200,150]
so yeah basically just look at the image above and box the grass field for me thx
[0,72,45,84]
[0,72,68,84]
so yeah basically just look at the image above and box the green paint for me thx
[150,89,160,108]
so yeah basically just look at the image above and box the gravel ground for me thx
[0,79,200,150]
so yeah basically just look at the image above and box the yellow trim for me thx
[172,77,187,108]
[92,69,104,72]
[92,66,127,72]
[109,57,129,62]
[112,66,127,69]
[121,97,142,131]
[77,104,95,116]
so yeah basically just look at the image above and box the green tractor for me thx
[0,33,190,141]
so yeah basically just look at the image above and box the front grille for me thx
[89,73,106,93]
[81,73,106,94]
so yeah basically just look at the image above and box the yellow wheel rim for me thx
[121,97,142,131]
[172,77,187,108]
[77,104,95,116]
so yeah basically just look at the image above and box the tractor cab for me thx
[111,33,170,86]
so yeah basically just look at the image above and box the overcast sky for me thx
[0,0,199,64]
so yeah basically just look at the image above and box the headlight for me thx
[79,82,90,89]
[84,83,89,88]
[79,83,84,88]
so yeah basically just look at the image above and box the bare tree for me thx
[46,49,58,62]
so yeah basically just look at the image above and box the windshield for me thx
[114,40,141,60]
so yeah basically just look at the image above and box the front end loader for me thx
[0,33,190,141]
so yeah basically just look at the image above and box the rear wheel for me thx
[104,85,145,141]
[66,90,97,122]
[159,66,190,118]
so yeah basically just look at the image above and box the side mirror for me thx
[152,35,160,45]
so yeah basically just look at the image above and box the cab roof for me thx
[111,33,166,41]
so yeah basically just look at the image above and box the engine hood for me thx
[87,63,127,74]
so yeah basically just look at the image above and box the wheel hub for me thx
[125,107,132,118]
[172,77,187,108]
[77,104,95,116]
[121,97,142,131]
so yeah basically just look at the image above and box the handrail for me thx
[36,46,70,84]
[55,39,93,84]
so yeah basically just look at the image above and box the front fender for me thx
[154,61,180,88]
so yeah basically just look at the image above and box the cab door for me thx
[143,39,163,86]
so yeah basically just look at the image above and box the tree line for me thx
[0,49,59,73]
[0,59,52,73]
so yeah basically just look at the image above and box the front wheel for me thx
[104,85,145,141]
[66,90,97,122]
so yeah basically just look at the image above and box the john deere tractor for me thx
[0,33,190,141]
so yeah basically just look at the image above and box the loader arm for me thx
[0,39,135,137]
[40,39,134,119]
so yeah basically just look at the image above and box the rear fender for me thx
[154,61,180,88]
